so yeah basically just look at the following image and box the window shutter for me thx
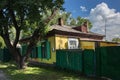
[41,42,46,58]
[46,41,51,59]
[30,50,33,58]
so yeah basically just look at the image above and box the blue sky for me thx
[63,0,120,18]
[63,0,120,41]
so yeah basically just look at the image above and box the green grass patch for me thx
[0,62,99,80]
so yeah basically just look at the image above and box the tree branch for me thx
[19,8,58,43]
[8,7,21,47]
[13,28,20,47]
[16,11,25,45]
[44,8,58,24]
[19,9,58,59]
[0,9,4,36]
[19,37,32,43]
[9,8,19,29]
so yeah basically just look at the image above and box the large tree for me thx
[0,0,64,69]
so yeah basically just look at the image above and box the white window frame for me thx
[68,38,79,49]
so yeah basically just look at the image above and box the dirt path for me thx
[0,70,9,80]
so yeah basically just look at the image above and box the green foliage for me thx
[0,36,5,48]
[71,16,92,29]
[0,0,64,68]
[112,38,120,42]
[50,11,92,29]
[76,16,83,26]
[60,12,71,25]
[69,18,76,26]
[0,0,64,39]
[50,11,71,26]
[9,27,16,41]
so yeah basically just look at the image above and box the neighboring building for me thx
[34,18,118,64]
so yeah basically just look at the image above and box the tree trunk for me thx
[19,56,26,69]
[9,48,27,69]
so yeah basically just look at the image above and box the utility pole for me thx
[104,18,107,41]
[102,15,107,41]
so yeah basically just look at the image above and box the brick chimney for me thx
[82,21,88,33]
[58,18,64,26]
[73,21,88,33]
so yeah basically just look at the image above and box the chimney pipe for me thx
[58,18,64,26]
[83,21,89,32]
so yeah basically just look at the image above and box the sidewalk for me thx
[0,70,8,80]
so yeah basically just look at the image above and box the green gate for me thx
[56,49,83,72]
[56,49,96,75]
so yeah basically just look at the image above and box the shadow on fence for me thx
[56,46,120,80]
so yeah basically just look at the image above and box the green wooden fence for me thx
[96,46,120,80]
[56,46,120,80]
[0,48,12,62]
[0,41,50,62]
[56,49,83,72]
[56,49,95,75]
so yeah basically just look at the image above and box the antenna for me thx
[105,18,107,41]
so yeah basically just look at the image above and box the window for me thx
[30,41,51,59]
[68,38,79,49]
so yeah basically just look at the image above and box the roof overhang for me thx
[46,29,104,40]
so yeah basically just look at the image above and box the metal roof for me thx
[50,25,104,37]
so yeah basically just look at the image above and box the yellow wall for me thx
[33,35,119,64]
[36,35,68,64]
[55,35,68,49]
[55,36,96,50]
[100,42,118,47]
[80,41,95,50]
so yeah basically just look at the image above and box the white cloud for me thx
[89,2,120,41]
[80,6,87,12]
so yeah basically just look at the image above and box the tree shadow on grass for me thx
[0,63,106,80]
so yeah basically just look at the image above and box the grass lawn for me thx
[0,62,101,80]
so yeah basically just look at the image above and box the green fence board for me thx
[95,47,101,76]
[83,49,95,76]
[0,49,3,61]
[101,47,108,76]
[31,47,37,58]
[37,46,42,58]
[3,48,11,62]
